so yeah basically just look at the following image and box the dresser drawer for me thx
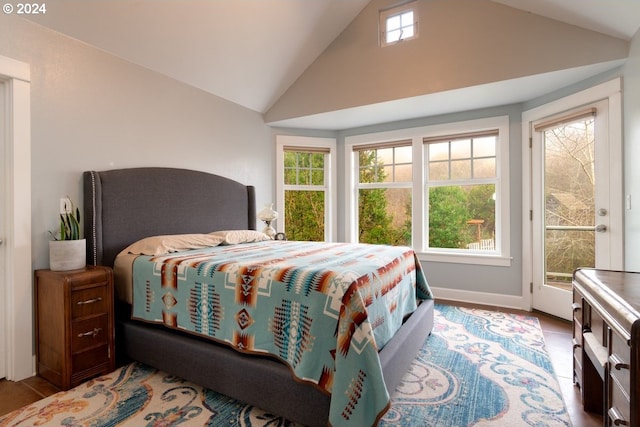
[573,290,582,312]
[609,331,631,399]
[71,285,109,319]
[572,293,583,347]
[71,314,109,353]
[608,382,630,426]
[573,320,583,345]
[573,352,583,386]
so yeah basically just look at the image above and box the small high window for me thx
[380,2,418,46]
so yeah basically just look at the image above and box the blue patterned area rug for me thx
[0,305,572,427]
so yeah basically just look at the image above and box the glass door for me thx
[531,100,612,319]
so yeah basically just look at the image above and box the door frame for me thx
[521,78,623,315]
[0,54,33,381]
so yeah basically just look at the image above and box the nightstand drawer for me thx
[72,344,110,373]
[71,286,109,318]
[71,314,109,352]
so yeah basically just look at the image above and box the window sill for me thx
[417,251,512,267]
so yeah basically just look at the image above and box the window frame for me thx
[379,1,418,47]
[276,135,337,242]
[344,116,511,266]
[354,141,414,246]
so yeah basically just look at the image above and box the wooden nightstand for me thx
[34,265,115,390]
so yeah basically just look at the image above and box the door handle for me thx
[595,224,607,232]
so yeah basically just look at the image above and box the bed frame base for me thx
[119,299,434,426]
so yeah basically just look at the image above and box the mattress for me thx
[115,237,432,427]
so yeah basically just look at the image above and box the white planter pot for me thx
[49,239,86,271]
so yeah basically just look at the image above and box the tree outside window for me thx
[543,117,595,283]
[426,133,498,251]
[345,116,510,264]
[283,150,326,241]
[356,144,412,246]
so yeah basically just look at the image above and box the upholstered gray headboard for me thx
[83,167,256,267]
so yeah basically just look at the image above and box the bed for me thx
[83,167,434,427]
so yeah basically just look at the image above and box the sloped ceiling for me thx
[265,0,632,129]
[493,0,640,41]
[23,0,370,113]
[23,0,640,130]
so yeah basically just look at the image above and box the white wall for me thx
[0,15,275,271]
[0,15,275,374]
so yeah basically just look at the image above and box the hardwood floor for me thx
[0,302,603,426]
[0,374,60,417]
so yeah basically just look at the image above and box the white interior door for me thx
[0,54,33,381]
[530,97,621,320]
[0,80,6,380]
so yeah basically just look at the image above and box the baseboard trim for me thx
[430,286,528,311]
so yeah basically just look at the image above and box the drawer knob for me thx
[571,302,581,312]
[78,327,102,338]
[609,353,630,370]
[608,407,628,425]
[77,297,102,305]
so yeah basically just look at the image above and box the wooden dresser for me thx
[572,268,640,426]
[35,265,115,390]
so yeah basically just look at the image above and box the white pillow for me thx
[209,229,271,245]
[123,233,224,256]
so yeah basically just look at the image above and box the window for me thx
[425,131,498,253]
[380,2,418,46]
[345,116,510,266]
[276,136,336,242]
[355,141,412,246]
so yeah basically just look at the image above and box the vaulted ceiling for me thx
[24,0,640,130]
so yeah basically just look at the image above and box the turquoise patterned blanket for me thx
[131,240,432,427]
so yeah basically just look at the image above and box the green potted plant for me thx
[49,197,86,271]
